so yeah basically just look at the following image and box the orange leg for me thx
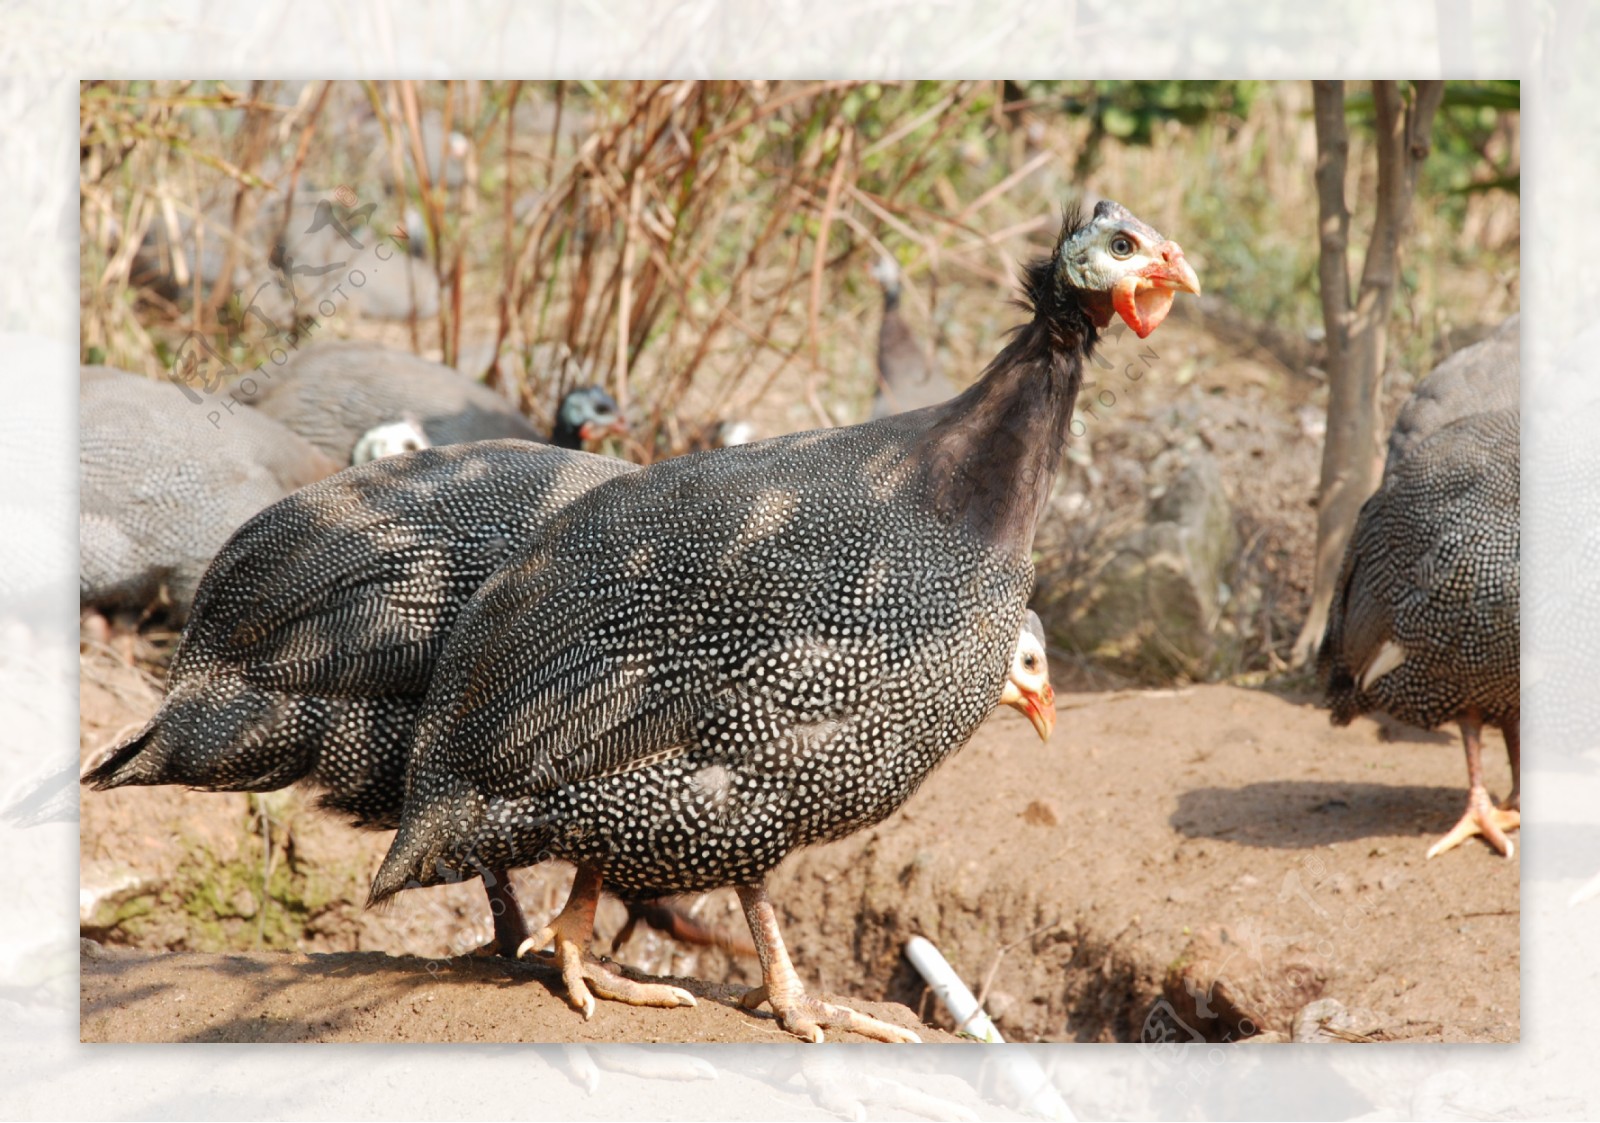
[736,882,919,1043]
[482,869,532,957]
[1427,711,1521,859]
[517,865,696,1018]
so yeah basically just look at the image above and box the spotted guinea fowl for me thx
[370,200,1198,1042]
[81,367,431,623]
[869,254,954,420]
[238,340,625,461]
[82,439,640,954]
[81,367,341,621]
[1318,406,1520,858]
[608,610,1055,959]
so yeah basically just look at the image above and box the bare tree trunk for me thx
[1292,80,1445,668]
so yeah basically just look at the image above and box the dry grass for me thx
[78,80,1519,680]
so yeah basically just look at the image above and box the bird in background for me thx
[869,253,954,420]
[1319,321,1520,859]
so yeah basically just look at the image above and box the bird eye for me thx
[1109,234,1135,258]
[1023,654,1038,671]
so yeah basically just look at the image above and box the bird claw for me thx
[517,924,694,1015]
[748,988,920,1044]
[1426,786,1520,859]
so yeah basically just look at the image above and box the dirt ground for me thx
[79,648,1518,1045]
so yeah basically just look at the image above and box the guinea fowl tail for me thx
[81,722,161,789]
[368,785,493,907]
[368,815,440,907]
[82,677,322,793]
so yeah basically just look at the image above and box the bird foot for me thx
[1426,785,1520,859]
[517,925,696,1019]
[740,984,920,1044]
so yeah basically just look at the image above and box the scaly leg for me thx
[610,897,759,958]
[1427,711,1521,859]
[483,869,531,957]
[516,864,696,1018]
[736,882,919,1043]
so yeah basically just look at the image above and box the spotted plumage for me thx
[371,200,1199,1042]
[385,418,1032,896]
[1322,408,1519,729]
[240,341,545,460]
[82,440,638,831]
[80,366,342,620]
[1384,315,1519,473]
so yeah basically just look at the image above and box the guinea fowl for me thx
[370,200,1198,1042]
[351,417,431,463]
[80,367,430,622]
[81,367,340,621]
[1319,406,1520,858]
[238,340,625,461]
[83,439,640,955]
[869,255,954,419]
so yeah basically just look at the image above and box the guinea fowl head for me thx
[870,253,903,308]
[1045,199,1200,340]
[921,200,1198,551]
[554,385,628,449]
[1000,610,1056,741]
[350,416,431,464]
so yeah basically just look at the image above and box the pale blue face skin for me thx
[1058,201,1200,337]
[559,387,622,434]
[1059,202,1171,292]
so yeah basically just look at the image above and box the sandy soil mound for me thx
[78,941,953,1044]
[79,649,1517,1045]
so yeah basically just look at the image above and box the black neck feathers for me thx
[917,210,1099,553]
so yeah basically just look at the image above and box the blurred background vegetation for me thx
[78,79,1519,684]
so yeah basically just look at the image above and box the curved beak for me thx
[1023,684,1057,742]
[1151,240,1201,296]
[1002,681,1057,741]
[578,417,630,443]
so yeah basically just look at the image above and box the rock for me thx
[1160,923,1326,1042]
[79,860,157,933]
[79,937,108,959]
[1291,997,1383,1042]
[1020,798,1062,827]
[985,989,1017,1026]
[1040,449,1237,683]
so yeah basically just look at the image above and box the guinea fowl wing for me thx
[182,441,638,696]
[388,423,1026,879]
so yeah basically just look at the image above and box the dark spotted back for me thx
[83,440,638,828]
[243,341,542,460]
[1321,408,1519,730]
[1385,316,1518,475]
[376,417,1031,899]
